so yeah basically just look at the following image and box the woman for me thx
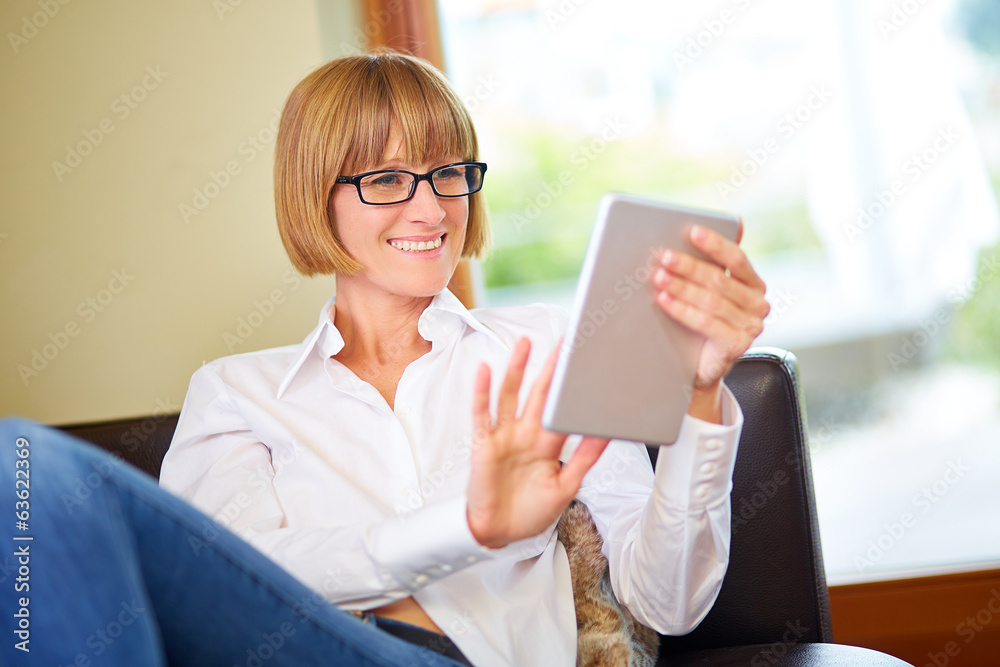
[160,50,768,665]
[0,51,768,666]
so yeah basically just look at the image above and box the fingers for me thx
[472,362,493,439]
[558,436,610,494]
[496,337,531,424]
[521,338,561,426]
[654,227,769,326]
[656,267,751,333]
[689,224,764,292]
[650,225,770,379]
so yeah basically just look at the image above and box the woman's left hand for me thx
[466,338,610,549]
[652,221,769,422]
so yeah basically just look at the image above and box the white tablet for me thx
[542,193,740,445]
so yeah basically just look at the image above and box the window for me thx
[439,0,1000,583]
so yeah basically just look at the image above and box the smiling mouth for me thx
[388,234,444,252]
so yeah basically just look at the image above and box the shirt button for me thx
[705,438,722,452]
[466,555,478,564]
[695,483,710,500]
[699,462,716,476]
[440,564,452,573]
[414,574,429,585]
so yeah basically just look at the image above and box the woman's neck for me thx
[331,278,435,371]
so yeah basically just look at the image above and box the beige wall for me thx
[1,0,363,423]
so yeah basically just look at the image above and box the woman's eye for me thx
[435,167,461,180]
[369,173,404,188]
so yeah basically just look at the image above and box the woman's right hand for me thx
[465,337,610,549]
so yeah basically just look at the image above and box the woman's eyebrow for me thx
[375,160,410,170]
[370,157,461,172]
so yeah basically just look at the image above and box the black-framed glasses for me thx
[335,161,487,206]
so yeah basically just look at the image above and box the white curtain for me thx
[806,0,999,319]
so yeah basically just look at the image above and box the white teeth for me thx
[390,236,443,252]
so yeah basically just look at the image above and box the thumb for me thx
[558,436,610,495]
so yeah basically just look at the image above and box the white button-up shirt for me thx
[160,289,742,667]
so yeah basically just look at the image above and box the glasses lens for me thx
[432,164,483,197]
[358,171,415,204]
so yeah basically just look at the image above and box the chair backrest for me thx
[655,347,834,654]
[60,412,177,479]
[59,347,833,650]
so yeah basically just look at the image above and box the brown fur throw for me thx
[557,502,660,667]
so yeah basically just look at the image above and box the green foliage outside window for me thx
[481,122,823,288]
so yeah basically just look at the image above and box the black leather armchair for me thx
[59,348,913,666]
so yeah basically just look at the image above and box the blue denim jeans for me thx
[0,418,467,666]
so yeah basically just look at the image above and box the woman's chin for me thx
[407,276,454,298]
[369,273,455,300]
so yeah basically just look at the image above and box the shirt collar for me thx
[276,289,506,399]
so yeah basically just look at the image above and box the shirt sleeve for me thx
[572,383,742,635]
[159,364,494,610]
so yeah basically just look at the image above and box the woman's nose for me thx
[404,179,445,222]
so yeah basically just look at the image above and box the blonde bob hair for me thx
[274,50,490,276]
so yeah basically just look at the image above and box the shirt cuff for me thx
[366,494,494,592]
[652,382,743,510]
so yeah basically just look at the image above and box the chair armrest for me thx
[668,642,915,666]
